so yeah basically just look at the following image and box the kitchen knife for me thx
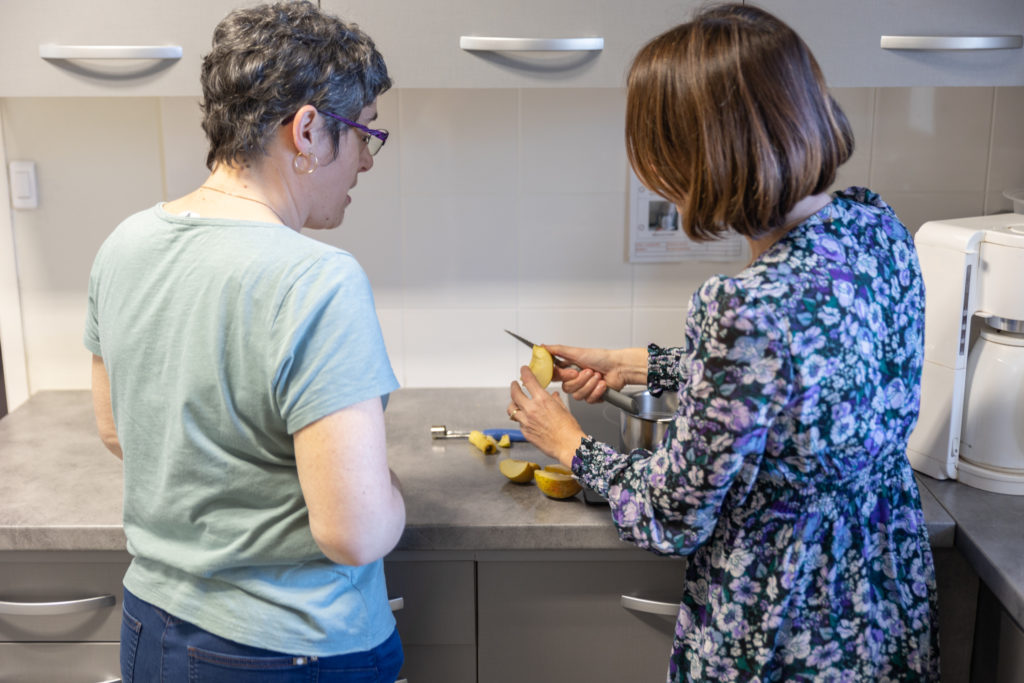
[505,330,639,415]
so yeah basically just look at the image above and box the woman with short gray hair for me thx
[84,2,405,680]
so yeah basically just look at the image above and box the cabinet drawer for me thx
[0,641,120,682]
[478,557,685,683]
[0,552,129,643]
[399,644,475,683]
[384,560,474,646]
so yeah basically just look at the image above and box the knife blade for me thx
[505,329,639,415]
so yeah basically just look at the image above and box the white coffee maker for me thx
[908,212,1024,494]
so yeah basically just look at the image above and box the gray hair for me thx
[200,0,391,170]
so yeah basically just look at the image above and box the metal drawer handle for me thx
[459,36,603,52]
[880,35,1023,51]
[0,594,116,616]
[388,596,404,612]
[39,44,183,60]
[620,594,678,616]
[96,679,122,683]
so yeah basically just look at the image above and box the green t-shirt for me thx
[84,204,400,655]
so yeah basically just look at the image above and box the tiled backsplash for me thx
[2,86,1022,396]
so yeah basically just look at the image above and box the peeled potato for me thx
[534,466,582,499]
[529,345,554,388]
[499,458,540,483]
[468,430,499,455]
[497,434,512,448]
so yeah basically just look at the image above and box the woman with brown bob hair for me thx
[508,4,940,680]
[626,4,853,243]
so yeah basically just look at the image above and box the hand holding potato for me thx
[508,365,587,469]
[544,345,650,404]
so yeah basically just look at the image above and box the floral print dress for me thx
[573,188,940,682]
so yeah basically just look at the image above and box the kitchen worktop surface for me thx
[0,388,988,570]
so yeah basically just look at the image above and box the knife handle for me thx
[562,362,638,414]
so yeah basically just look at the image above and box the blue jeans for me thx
[120,588,403,682]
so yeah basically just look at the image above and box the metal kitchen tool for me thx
[430,425,526,442]
[505,330,639,415]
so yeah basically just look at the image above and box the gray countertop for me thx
[1,389,958,559]
[916,475,1024,629]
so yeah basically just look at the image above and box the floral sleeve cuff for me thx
[571,435,629,499]
[646,343,684,397]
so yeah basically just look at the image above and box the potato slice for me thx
[499,458,540,483]
[534,467,582,499]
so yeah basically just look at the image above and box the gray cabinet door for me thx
[385,558,476,683]
[0,642,120,682]
[478,557,686,682]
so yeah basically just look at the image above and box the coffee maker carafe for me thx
[908,213,1024,494]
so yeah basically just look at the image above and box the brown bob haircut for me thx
[626,3,853,241]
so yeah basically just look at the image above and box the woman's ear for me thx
[289,104,320,155]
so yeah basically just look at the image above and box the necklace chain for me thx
[199,185,287,225]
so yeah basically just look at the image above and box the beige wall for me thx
[2,86,1023,397]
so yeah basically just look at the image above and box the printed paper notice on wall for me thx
[628,170,746,263]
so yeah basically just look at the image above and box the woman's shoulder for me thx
[688,270,792,344]
[828,187,912,240]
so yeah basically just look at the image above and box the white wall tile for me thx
[871,87,993,193]
[514,308,633,363]
[402,308,517,387]
[830,87,875,191]
[632,307,688,349]
[632,260,742,309]
[398,89,518,195]
[517,192,631,308]
[159,96,208,200]
[883,191,986,234]
[19,293,91,390]
[520,88,627,194]
[986,86,1024,214]
[3,97,165,392]
[401,193,518,309]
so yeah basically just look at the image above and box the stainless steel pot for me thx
[618,389,678,451]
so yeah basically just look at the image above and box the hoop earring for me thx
[293,151,319,175]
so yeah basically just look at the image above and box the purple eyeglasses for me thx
[320,111,389,156]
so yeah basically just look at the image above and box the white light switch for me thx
[9,161,38,210]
